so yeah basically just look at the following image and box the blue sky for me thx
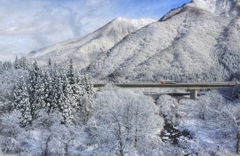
[0,0,190,61]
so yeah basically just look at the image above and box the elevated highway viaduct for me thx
[93,82,236,99]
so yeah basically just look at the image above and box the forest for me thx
[0,57,240,155]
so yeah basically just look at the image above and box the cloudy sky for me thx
[0,0,190,62]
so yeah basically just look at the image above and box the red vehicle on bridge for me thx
[161,80,176,84]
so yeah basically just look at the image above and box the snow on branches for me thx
[90,85,164,155]
[11,60,94,125]
[13,76,32,126]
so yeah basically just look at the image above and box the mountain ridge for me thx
[192,0,240,16]
[26,17,155,68]
[86,0,240,82]
[26,0,240,83]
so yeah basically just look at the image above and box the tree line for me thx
[12,58,93,126]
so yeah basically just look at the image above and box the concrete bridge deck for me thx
[94,82,235,99]
[94,82,235,89]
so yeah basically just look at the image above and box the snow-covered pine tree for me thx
[61,75,73,122]
[19,57,28,70]
[42,71,52,113]
[80,95,93,124]
[3,61,12,71]
[0,61,3,74]
[28,61,41,119]
[14,56,20,69]
[65,59,81,108]
[66,60,88,123]
[48,58,52,68]
[61,75,74,123]
[67,59,75,85]
[13,76,32,126]
[83,73,94,101]
[74,72,85,101]
[71,73,86,125]
[50,70,63,113]
[76,73,93,124]
[33,70,46,110]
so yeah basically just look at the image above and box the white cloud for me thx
[0,0,190,62]
[0,0,114,61]
[85,0,110,8]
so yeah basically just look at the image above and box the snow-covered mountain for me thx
[26,0,240,82]
[192,0,240,16]
[86,0,240,82]
[26,18,155,68]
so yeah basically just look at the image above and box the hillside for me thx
[86,0,240,82]
[25,18,155,68]
[25,0,240,83]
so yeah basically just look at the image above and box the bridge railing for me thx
[93,82,236,89]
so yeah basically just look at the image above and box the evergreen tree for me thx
[14,56,20,69]
[13,76,32,126]
[74,73,85,103]
[74,73,93,124]
[50,70,63,113]
[71,73,87,125]
[61,75,74,123]
[83,74,94,100]
[67,59,75,85]
[28,61,40,119]
[3,61,12,71]
[48,58,52,67]
[33,70,45,110]
[19,57,28,70]
[63,75,73,104]
[0,61,3,74]
[42,71,52,113]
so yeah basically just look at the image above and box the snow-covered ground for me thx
[0,68,240,155]
[156,89,240,156]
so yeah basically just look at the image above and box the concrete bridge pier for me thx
[190,90,198,100]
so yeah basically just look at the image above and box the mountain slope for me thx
[86,0,240,82]
[26,18,155,68]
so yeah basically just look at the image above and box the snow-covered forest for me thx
[0,58,240,156]
[2,0,240,155]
